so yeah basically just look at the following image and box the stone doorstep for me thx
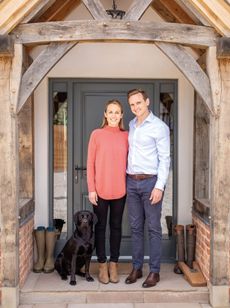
[20,264,209,305]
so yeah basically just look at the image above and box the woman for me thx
[87,99,128,284]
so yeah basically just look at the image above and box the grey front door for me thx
[50,79,177,262]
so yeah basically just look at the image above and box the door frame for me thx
[49,78,178,262]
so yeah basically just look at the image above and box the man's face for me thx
[128,93,150,119]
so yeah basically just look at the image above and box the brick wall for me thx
[192,214,210,282]
[19,217,34,287]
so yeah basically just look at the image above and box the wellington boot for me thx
[98,262,109,284]
[174,225,185,274]
[33,226,46,273]
[165,215,173,237]
[186,224,196,269]
[109,261,119,283]
[44,227,57,273]
[174,225,185,262]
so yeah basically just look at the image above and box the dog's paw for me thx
[70,280,77,286]
[61,275,68,280]
[86,276,94,282]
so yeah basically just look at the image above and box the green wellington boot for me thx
[43,227,57,273]
[33,226,46,273]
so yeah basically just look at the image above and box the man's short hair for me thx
[127,88,149,101]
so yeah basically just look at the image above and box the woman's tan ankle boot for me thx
[109,261,119,283]
[98,262,109,284]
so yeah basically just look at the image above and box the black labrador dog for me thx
[55,210,97,285]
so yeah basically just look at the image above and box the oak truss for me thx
[11,0,222,115]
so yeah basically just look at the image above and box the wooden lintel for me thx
[216,37,230,59]
[12,20,219,48]
[0,35,14,57]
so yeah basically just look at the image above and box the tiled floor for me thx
[19,264,210,307]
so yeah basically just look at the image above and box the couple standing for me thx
[87,89,170,288]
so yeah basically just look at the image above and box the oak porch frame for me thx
[14,19,218,114]
[1,1,230,307]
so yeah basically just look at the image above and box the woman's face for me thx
[104,103,123,127]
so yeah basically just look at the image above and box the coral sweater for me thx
[87,126,128,200]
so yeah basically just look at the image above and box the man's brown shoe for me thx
[142,272,160,288]
[125,268,143,284]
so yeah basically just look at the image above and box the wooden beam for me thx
[21,0,56,23]
[216,37,230,59]
[174,0,211,26]
[0,47,22,307]
[152,0,195,24]
[123,0,214,116]
[152,0,181,23]
[188,0,230,36]
[209,59,230,307]
[150,0,204,57]
[0,0,44,35]
[17,42,77,113]
[155,42,214,115]
[0,35,14,56]
[124,0,153,20]
[10,44,23,109]
[206,47,221,117]
[81,0,108,20]
[34,0,81,22]
[12,20,219,48]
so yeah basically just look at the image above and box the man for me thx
[125,89,170,288]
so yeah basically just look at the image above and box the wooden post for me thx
[208,53,230,307]
[0,35,14,57]
[0,44,23,308]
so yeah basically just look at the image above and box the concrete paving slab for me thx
[135,304,202,308]
[20,263,209,306]
[68,304,133,308]
[33,304,67,308]
[87,291,144,303]
[144,290,209,303]
[28,271,99,292]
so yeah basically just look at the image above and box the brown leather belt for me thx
[127,174,155,180]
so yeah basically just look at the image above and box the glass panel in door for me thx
[159,82,176,247]
[52,88,68,240]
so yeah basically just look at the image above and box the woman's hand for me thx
[89,191,98,206]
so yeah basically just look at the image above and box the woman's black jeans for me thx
[93,195,126,263]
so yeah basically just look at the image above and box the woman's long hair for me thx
[101,99,125,130]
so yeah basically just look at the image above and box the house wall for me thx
[33,41,194,228]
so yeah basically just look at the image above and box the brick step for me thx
[20,264,209,305]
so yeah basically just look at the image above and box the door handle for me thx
[75,166,86,171]
[74,165,86,183]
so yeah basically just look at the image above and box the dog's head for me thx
[73,210,97,233]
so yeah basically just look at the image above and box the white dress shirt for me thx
[127,111,170,191]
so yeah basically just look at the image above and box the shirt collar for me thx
[134,111,154,126]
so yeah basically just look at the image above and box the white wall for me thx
[33,1,194,227]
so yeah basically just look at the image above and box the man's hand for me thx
[149,188,163,205]
[89,191,98,206]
